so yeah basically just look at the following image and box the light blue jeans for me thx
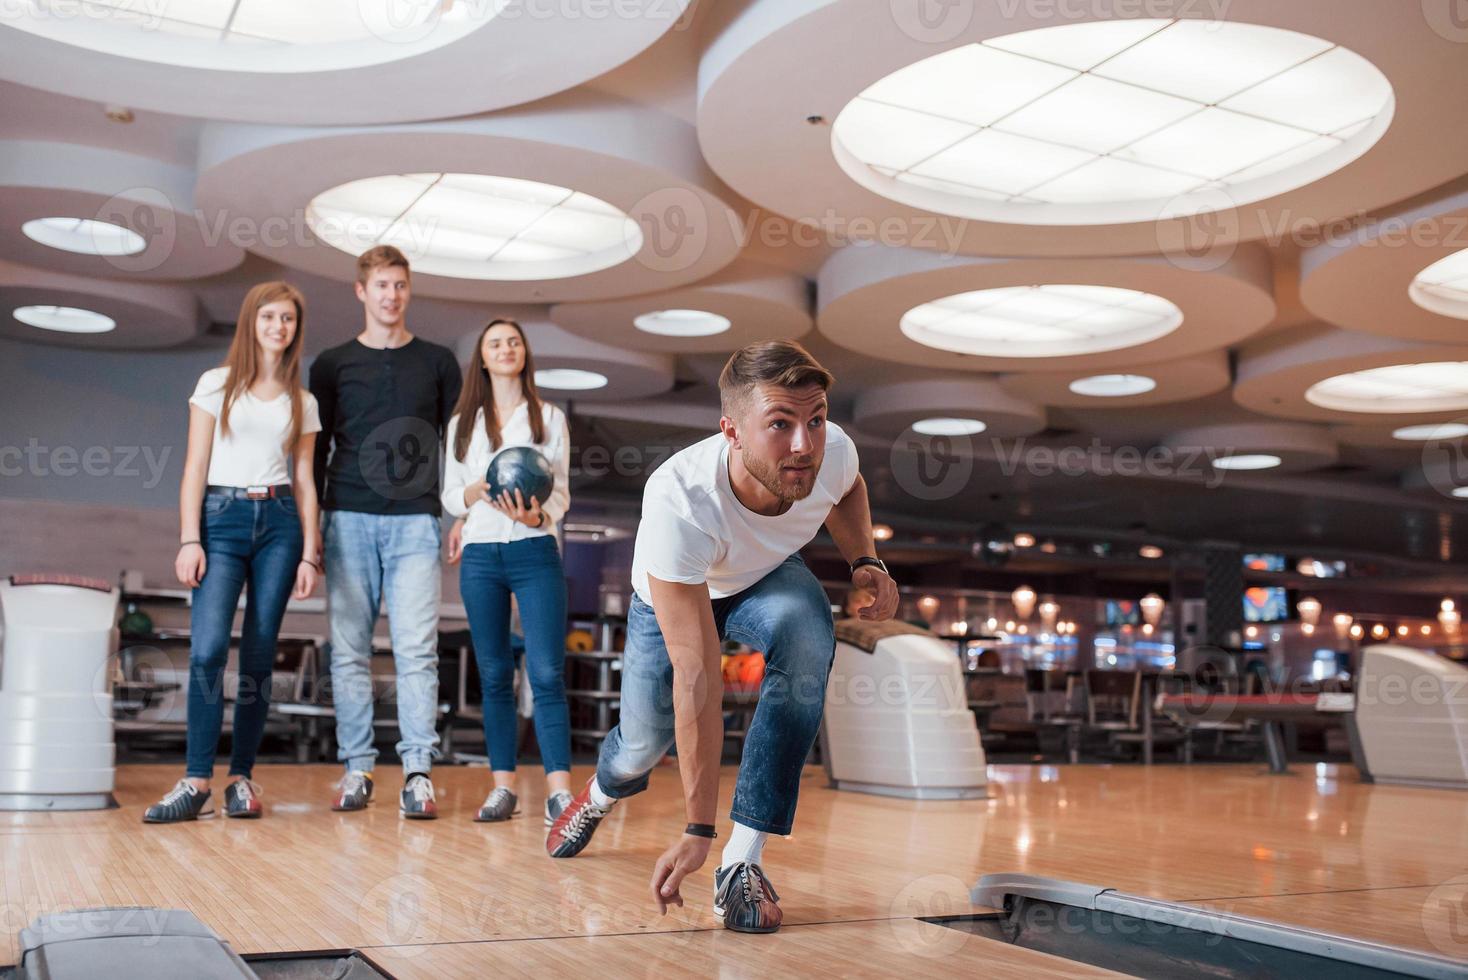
[324,510,442,775]
[596,554,836,836]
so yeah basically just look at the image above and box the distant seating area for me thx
[969,660,1286,765]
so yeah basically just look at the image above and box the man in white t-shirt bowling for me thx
[546,341,899,934]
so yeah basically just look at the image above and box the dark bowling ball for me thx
[486,445,554,506]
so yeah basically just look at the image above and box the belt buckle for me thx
[245,485,270,500]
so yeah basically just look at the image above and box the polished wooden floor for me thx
[3,762,1466,977]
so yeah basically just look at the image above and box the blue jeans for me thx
[324,510,441,775]
[459,537,570,774]
[186,492,303,779]
[596,555,835,835]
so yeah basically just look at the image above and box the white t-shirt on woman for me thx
[441,401,570,545]
[189,367,322,488]
[631,421,860,606]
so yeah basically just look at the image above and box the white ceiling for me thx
[4,0,1468,560]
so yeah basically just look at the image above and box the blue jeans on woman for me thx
[595,554,836,836]
[186,492,303,779]
[459,536,570,774]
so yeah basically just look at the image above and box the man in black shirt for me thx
[309,245,461,819]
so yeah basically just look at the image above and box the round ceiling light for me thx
[1068,373,1159,397]
[1393,422,1468,441]
[901,285,1181,358]
[633,309,732,337]
[912,417,987,436]
[3,0,492,73]
[535,368,608,391]
[13,305,117,334]
[1410,249,1468,320]
[1305,362,1468,414]
[306,173,642,281]
[831,19,1393,225]
[21,217,146,257]
[1212,453,1283,471]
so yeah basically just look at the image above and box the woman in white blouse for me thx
[144,281,322,824]
[442,318,574,826]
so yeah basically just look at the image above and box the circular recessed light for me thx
[831,19,1393,226]
[3,0,491,73]
[1410,249,1468,320]
[1306,362,1468,414]
[872,523,894,542]
[1212,453,1282,471]
[1068,373,1159,397]
[535,368,608,391]
[901,285,1181,358]
[912,417,987,436]
[1393,422,1468,441]
[1453,487,1468,499]
[633,309,732,337]
[306,173,642,282]
[1139,545,1165,559]
[21,217,146,257]
[13,305,117,334]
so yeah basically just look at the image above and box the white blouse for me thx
[190,367,321,488]
[441,402,571,545]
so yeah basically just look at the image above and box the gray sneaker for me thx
[143,779,214,824]
[224,778,263,818]
[475,786,518,822]
[400,774,438,819]
[714,862,783,934]
[545,790,575,827]
[332,769,374,812]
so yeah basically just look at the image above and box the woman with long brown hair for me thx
[441,318,572,826]
[144,281,322,823]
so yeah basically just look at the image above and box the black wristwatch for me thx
[850,556,888,576]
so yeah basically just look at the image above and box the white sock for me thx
[588,777,616,809]
[721,821,768,869]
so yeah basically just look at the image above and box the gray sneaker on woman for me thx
[224,778,263,818]
[143,779,214,824]
[475,786,518,822]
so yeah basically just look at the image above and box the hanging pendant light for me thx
[1011,585,1037,620]
[1140,592,1165,627]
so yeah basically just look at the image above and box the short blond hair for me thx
[355,244,410,284]
[719,341,833,418]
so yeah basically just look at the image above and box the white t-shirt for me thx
[441,402,570,545]
[189,367,322,488]
[631,421,860,606]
